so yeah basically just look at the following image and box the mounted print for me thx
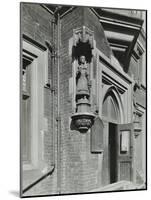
[20,2,147,197]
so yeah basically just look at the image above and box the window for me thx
[22,57,32,163]
[22,45,38,172]
[21,38,49,190]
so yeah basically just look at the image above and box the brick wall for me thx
[59,7,109,193]
[21,3,53,45]
[83,8,111,58]
[59,7,84,193]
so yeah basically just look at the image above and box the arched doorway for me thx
[102,87,133,184]
[102,89,121,183]
[102,89,121,124]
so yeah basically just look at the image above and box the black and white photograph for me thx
[20,2,147,198]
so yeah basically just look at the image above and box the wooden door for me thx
[117,123,134,182]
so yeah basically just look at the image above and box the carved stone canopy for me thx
[73,26,94,48]
[72,26,94,63]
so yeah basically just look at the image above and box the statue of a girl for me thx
[76,55,89,95]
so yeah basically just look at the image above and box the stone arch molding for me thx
[102,85,125,123]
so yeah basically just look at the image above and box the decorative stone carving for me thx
[133,111,142,138]
[71,113,95,133]
[71,26,96,133]
[73,26,94,48]
[133,81,142,137]
[76,56,89,96]
[71,56,95,132]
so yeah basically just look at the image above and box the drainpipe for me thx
[56,11,61,195]
[45,11,61,194]
[50,18,56,169]
[45,19,56,169]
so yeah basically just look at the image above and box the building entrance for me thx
[109,122,118,183]
[102,88,134,184]
[109,122,134,183]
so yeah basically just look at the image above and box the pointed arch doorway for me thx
[102,88,134,185]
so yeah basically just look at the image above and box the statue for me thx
[76,55,89,95]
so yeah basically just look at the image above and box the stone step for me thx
[89,180,145,192]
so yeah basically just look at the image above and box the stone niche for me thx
[71,26,95,133]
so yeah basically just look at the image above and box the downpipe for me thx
[56,11,61,195]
